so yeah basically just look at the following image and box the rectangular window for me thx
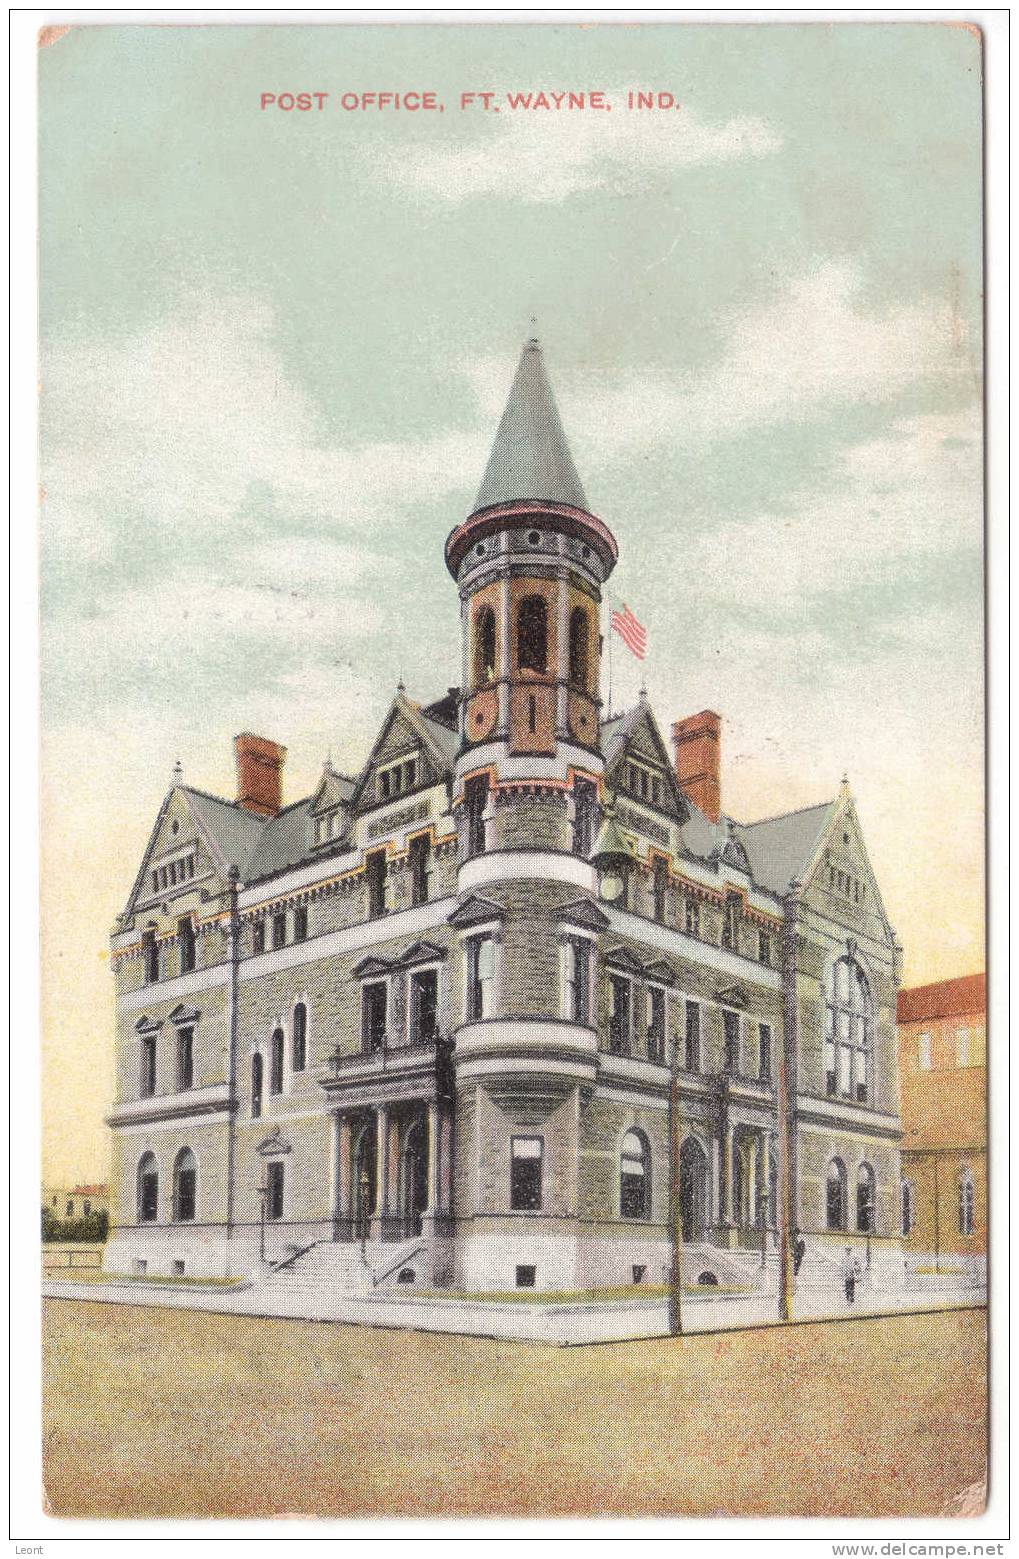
[143,931,159,985]
[409,834,431,906]
[825,1006,836,1094]
[151,870,158,894]
[465,775,488,858]
[178,917,196,975]
[651,776,661,806]
[758,931,771,966]
[293,906,308,943]
[466,936,495,1022]
[955,1027,970,1068]
[572,778,597,858]
[270,1031,284,1095]
[652,859,668,924]
[918,1031,932,1070]
[722,896,739,951]
[140,1034,157,1098]
[566,937,591,1024]
[510,1137,543,1212]
[515,1264,536,1289]
[758,1023,772,1082]
[266,1160,284,1222]
[410,968,439,1043]
[176,1026,194,1092]
[366,850,387,919]
[685,898,700,938]
[272,912,287,949]
[252,919,265,955]
[609,974,631,1055]
[684,1000,700,1072]
[362,982,388,1052]
[723,1009,740,1072]
[647,986,666,1062]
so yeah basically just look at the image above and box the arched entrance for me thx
[352,1116,377,1240]
[397,1118,428,1239]
[679,1137,709,1243]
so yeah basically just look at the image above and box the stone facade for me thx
[104,338,905,1305]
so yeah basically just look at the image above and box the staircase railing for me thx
[371,1242,426,1289]
[265,1240,320,1275]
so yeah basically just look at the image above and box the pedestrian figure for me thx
[792,1228,806,1277]
[842,1245,862,1304]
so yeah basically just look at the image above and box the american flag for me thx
[610,603,647,660]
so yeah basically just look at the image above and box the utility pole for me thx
[668,1032,684,1337]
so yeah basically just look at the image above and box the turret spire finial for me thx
[171,758,184,786]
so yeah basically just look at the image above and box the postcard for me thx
[29,14,994,1536]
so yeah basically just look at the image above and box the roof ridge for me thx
[181,783,251,812]
[740,797,835,830]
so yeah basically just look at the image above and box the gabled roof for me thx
[898,972,985,1025]
[473,337,589,514]
[183,786,266,877]
[311,764,356,816]
[350,690,457,812]
[246,800,315,883]
[600,701,689,822]
[735,800,836,897]
[556,898,611,933]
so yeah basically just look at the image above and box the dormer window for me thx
[314,811,344,846]
[142,930,159,985]
[379,756,418,801]
[722,894,740,951]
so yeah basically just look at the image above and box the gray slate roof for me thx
[184,788,265,877]
[735,801,834,896]
[474,338,589,513]
[246,800,315,882]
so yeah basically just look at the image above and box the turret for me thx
[445,338,617,761]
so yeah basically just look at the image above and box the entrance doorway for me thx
[397,1118,428,1239]
[679,1137,709,1243]
[353,1117,377,1240]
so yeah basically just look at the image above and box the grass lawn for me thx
[42,1298,986,1520]
[44,1270,245,1288]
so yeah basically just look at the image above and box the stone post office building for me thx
[105,339,905,1295]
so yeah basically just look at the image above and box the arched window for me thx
[825,956,872,1102]
[901,1179,914,1237]
[958,1168,975,1235]
[568,606,589,690]
[251,1052,263,1118]
[517,595,548,674]
[292,1003,307,1072]
[856,1162,876,1232]
[137,1152,159,1223]
[473,605,496,686]
[172,1148,197,1223]
[620,1130,651,1220]
[826,1157,847,1231]
[270,1027,285,1094]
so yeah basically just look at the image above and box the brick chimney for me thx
[235,733,287,817]
[671,710,722,823]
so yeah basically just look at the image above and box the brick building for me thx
[104,338,905,1298]
[897,973,986,1275]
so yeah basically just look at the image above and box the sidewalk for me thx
[42,1271,986,1344]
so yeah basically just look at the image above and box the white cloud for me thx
[559,261,978,458]
[41,291,486,569]
[684,405,982,611]
[367,101,782,205]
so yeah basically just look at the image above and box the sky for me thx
[38,22,984,1183]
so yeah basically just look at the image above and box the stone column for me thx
[371,1104,390,1238]
[723,1123,735,1224]
[498,573,511,732]
[426,1101,439,1215]
[710,1135,722,1226]
[334,1113,351,1239]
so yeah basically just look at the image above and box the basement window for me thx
[515,1264,536,1289]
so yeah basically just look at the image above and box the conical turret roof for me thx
[473,337,589,513]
